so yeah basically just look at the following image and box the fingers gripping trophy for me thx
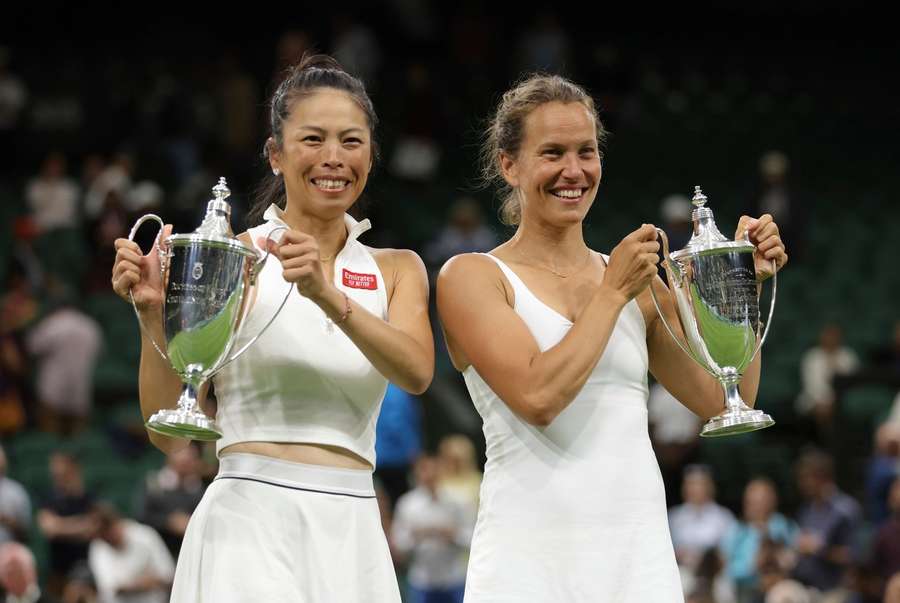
[126,178,290,440]
[651,186,777,437]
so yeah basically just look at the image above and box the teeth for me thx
[553,189,583,199]
[312,179,349,190]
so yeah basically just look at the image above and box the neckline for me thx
[487,253,586,326]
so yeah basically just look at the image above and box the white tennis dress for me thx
[170,206,400,603]
[461,254,683,602]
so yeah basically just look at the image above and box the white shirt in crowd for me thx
[668,502,736,563]
[0,475,31,544]
[795,346,860,415]
[391,486,473,590]
[88,520,175,603]
[25,177,80,232]
[647,382,702,445]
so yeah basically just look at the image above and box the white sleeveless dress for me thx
[461,254,683,602]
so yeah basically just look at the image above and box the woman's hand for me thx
[735,214,789,281]
[601,224,661,303]
[260,229,332,302]
[112,224,172,313]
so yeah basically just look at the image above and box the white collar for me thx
[262,204,372,246]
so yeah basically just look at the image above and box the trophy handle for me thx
[750,259,777,362]
[217,226,292,368]
[648,228,697,362]
[127,214,169,362]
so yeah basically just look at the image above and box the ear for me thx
[499,151,519,188]
[266,137,282,173]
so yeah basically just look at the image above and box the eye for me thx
[541,148,562,158]
[580,147,597,157]
[302,135,322,143]
[343,137,363,147]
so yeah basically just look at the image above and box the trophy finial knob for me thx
[692,186,708,208]
[213,177,231,201]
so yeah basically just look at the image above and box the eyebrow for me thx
[297,126,366,136]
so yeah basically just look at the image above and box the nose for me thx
[322,142,343,168]
[560,152,581,179]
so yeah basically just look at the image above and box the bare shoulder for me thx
[438,252,499,284]
[438,253,511,305]
[368,246,427,278]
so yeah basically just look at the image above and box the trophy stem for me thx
[700,369,775,438]
[145,380,223,441]
[723,376,749,413]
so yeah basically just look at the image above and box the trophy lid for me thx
[670,186,754,260]
[168,178,257,256]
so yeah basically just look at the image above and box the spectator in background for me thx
[669,465,736,573]
[83,152,133,221]
[135,444,206,559]
[515,10,571,75]
[792,449,862,596]
[38,452,97,598]
[61,562,97,603]
[424,198,498,272]
[0,542,54,603]
[0,322,27,438]
[0,47,27,173]
[388,61,444,182]
[721,478,797,603]
[0,446,30,545]
[658,193,693,254]
[864,421,900,524]
[88,503,174,603]
[26,152,80,234]
[331,13,381,85]
[872,320,900,378]
[392,455,471,603]
[374,383,423,510]
[795,323,859,441]
[871,477,900,594]
[754,150,806,261]
[25,283,102,436]
[436,434,482,526]
[647,381,701,508]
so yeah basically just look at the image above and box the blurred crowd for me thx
[1,7,898,603]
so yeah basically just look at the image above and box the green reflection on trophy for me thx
[127,178,290,440]
[650,186,777,437]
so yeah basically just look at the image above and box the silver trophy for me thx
[127,178,290,440]
[650,186,777,437]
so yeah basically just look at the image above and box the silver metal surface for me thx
[653,186,777,437]
[127,177,291,441]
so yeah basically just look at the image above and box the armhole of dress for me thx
[481,254,517,311]
[365,244,390,320]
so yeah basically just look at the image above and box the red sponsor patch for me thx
[342,269,378,290]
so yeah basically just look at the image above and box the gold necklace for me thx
[522,249,594,278]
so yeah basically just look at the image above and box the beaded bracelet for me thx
[334,291,352,325]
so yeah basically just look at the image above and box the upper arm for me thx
[382,249,434,360]
[436,254,542,413]
[641,276,722,420]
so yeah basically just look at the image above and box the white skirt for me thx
[170,453,401,603]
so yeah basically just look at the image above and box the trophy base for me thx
[700,408,774,438]
[146,408,223,441]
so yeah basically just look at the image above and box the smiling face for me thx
[269,88,372,218]
[500,101,601,227]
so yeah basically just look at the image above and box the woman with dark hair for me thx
[111,54,433,601]
[436,74,787,601]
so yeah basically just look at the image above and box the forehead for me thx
[284,88,369,130]
[522,101,595,145]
